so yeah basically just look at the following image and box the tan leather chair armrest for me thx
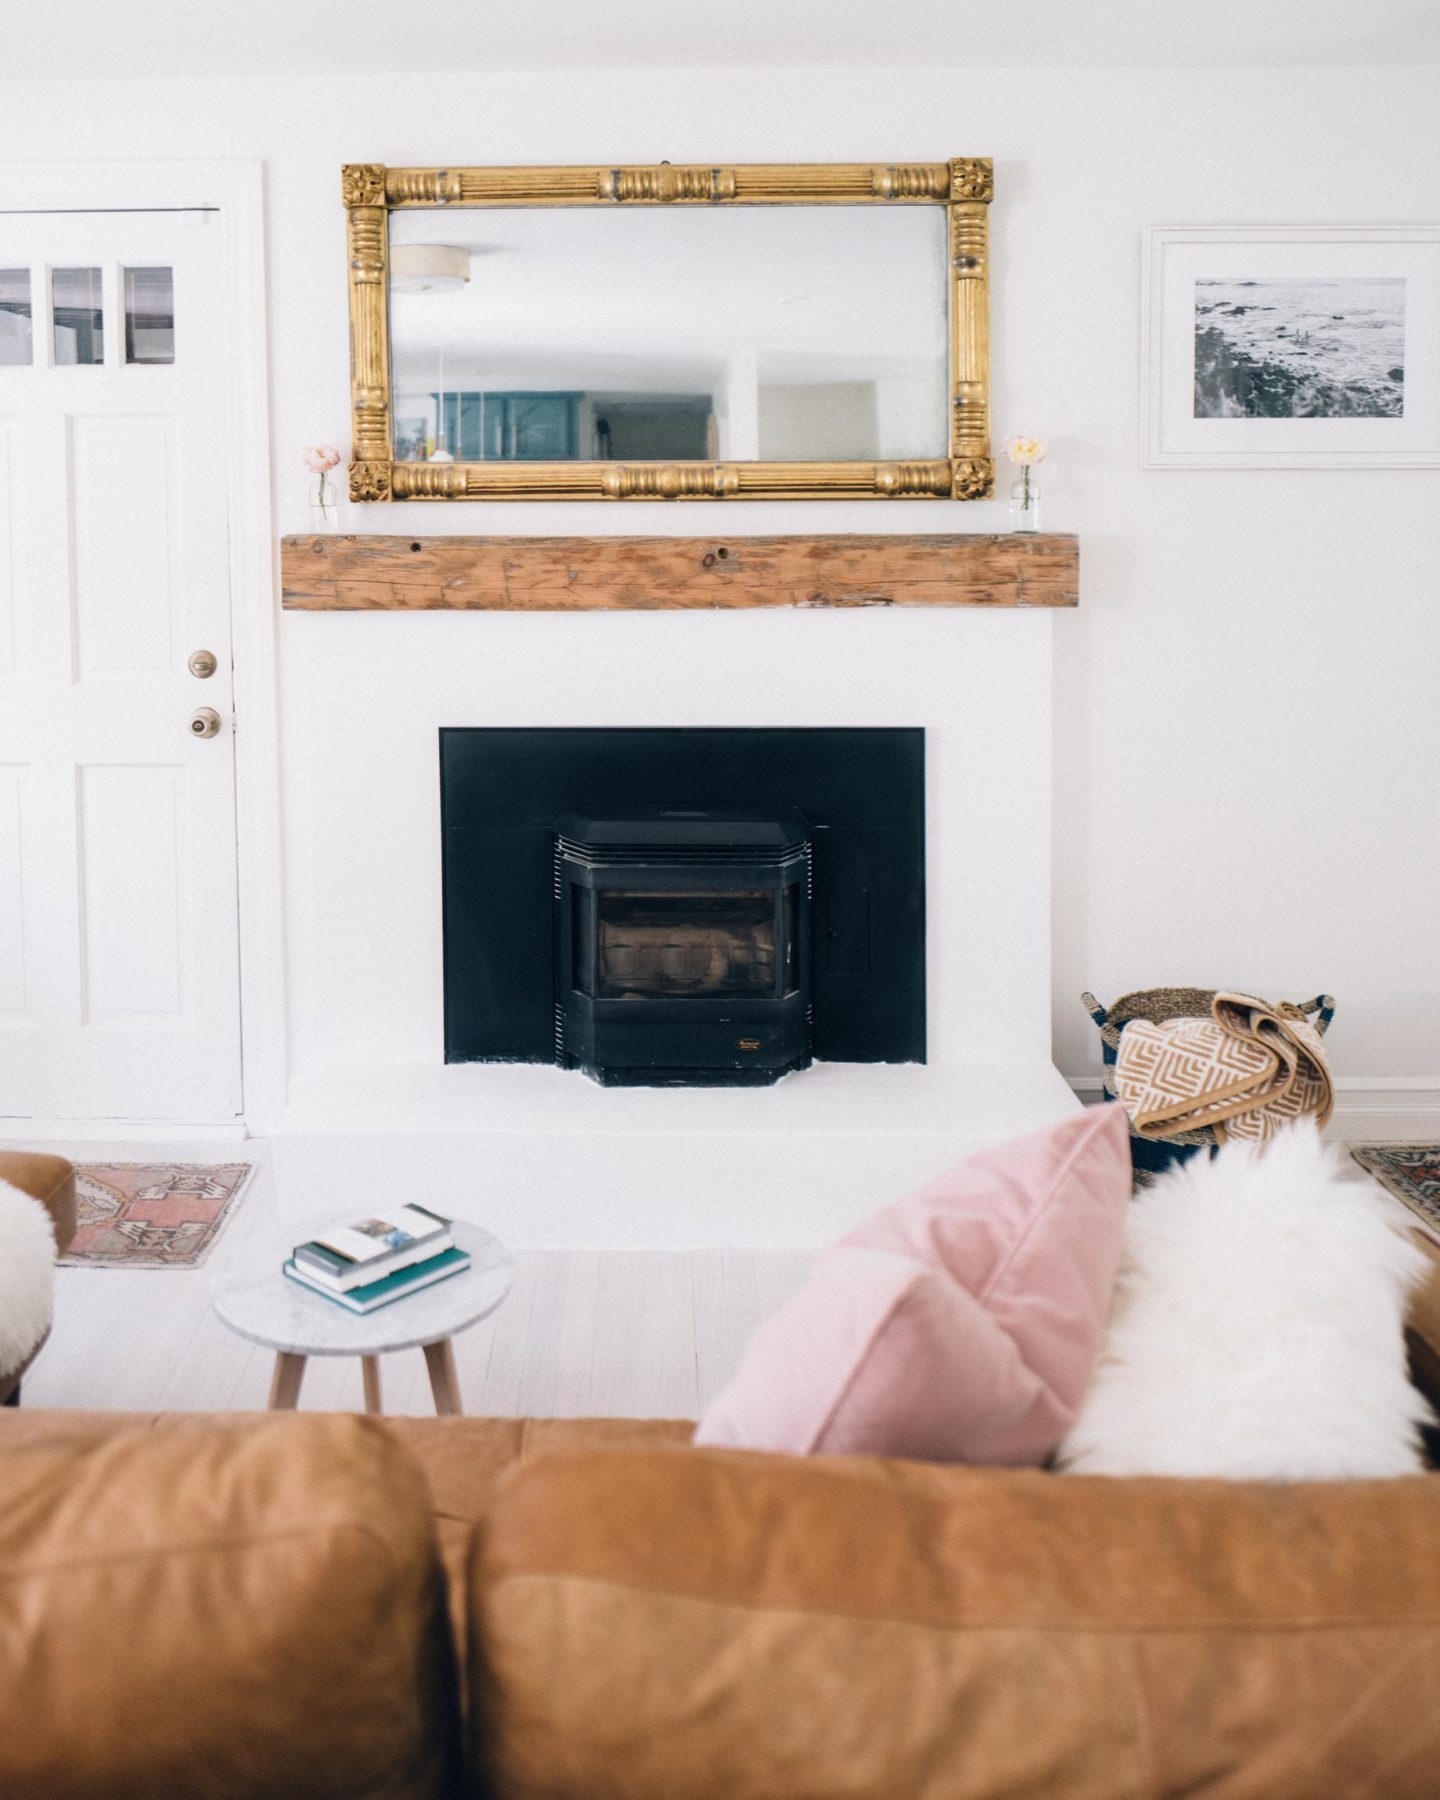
[0,1150,77,1254]
[476,1447,1440,1799]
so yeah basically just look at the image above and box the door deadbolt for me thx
[189,707,222,739]
[188,649,218,679]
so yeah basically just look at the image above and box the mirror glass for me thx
[388,206,948,464]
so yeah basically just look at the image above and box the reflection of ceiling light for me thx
[391,245,471,294]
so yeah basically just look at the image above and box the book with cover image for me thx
[285,1245,472,1315]
[295,1205,451,1286]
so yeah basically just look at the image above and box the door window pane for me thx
[52,267,103,364]
[0,269,32,365]
[124,266,174,365]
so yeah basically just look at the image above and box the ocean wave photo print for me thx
[1143,226,1440,468]
[1194,278,1405,419]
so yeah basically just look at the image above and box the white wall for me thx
[2,63,1436,1117]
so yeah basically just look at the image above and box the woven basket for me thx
[1081,988,1336,1185]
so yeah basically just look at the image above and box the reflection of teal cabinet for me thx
[442,392,580,461]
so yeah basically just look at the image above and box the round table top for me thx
[208,1219,513,1357]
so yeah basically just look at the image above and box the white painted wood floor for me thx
[18,1142,815,1422]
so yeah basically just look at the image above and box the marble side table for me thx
[208,1220,513,1415]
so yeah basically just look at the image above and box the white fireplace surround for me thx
[276,602,1076,1247]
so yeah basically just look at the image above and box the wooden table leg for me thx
[268,1352,307,1410]
[423,1339,463,1416]
[361,1355,383,1415]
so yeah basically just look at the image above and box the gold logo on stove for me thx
[736,1038,764,1051]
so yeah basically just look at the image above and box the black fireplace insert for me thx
[440,727,925,1085]
[555,812,812,1085]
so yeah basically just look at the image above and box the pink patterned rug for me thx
[62,1163,254,1268]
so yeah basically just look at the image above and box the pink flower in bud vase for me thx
[304,445,343,532]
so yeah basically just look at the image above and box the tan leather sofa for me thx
[1,1165,1439,1796]
[4,1376,1440,1795]
[0,1149,77,1405]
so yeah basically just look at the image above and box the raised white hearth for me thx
[276,565,1075,1247]
[280,1060,1074,1248]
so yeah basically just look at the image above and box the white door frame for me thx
[0,161,283,1138]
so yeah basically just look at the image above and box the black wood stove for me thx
[554,811,812,1086]
[440,726,925,1080]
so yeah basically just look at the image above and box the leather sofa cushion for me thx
[0,1413,461,1799]
[0,1150,77,1254]
[478,1445,1440,1799]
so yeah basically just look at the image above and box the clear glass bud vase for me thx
[1009,472,1040,533]
[308,475,339,535]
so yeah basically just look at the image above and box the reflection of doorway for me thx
[590,396,712,460]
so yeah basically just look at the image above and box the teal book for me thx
[284,1245,471,1314]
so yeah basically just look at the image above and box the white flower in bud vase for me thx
[1003,435,1048,467]
[1002,436,1047,532]
[304,445,342,475]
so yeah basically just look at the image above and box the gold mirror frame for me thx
[343,159,993,504]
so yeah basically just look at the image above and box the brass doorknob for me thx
[188,649,218,679]
[189,707,222,739]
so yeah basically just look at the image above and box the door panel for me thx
[0,765,28,1013]
[78,763,187,1021]
[71,414,182,677]
[0,210,241,1120]
[0,421,16,670]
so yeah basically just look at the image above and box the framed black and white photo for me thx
[1142,226,1440,468]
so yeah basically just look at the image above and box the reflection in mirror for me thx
[389,207,948,465]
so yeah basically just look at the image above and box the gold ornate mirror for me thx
[343,159,992,503]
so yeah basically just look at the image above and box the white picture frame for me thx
[1141,225,1440,468]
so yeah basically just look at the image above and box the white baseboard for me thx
[0,1119,249,1144]
[1066,1077,1440,1144]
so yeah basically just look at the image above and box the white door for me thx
[0,210,243,1121]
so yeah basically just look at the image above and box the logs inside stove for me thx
[554,812,812,1086]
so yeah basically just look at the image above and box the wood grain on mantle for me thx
[280,533,1078,612]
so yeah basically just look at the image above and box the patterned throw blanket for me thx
[1113,992,1333,1143]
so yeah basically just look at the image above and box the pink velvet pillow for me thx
[694,1105,1132,1464]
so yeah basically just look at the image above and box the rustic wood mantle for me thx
[280,533,1078,613]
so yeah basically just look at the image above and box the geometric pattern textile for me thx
[61,1163,253,1269]
[1349,1144,1440,1241]
[1113,992,1333,1144]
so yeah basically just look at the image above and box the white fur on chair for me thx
[1060,1126,1432,1480]
[0,1178,57,1382]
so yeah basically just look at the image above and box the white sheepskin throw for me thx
[0,1178,57,1381]
[1059,1125,1433,1480]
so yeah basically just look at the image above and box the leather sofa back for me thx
[475,1444,1440,1799]
[0,1413,461,1799]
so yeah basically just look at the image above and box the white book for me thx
[292,1235,451,1292]
[309,1204,449,1267]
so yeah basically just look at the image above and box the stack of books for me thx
[285,1205,470,1314]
